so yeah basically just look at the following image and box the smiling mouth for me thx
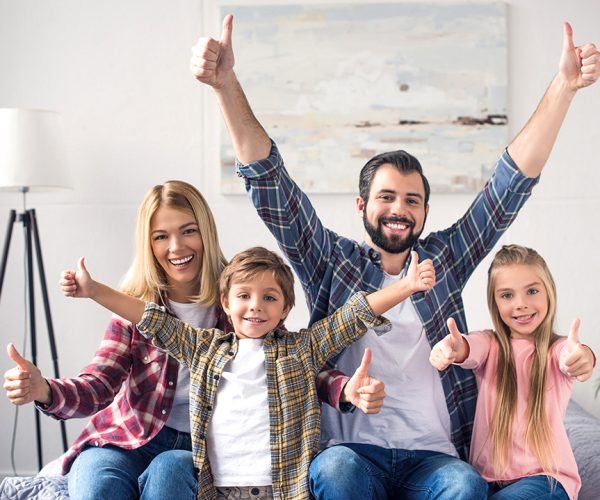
[513,313,536,324]
[381,218,413,231]
[243,317,266,324]
[169,255,193,266]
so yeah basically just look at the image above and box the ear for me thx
[425,203,429,218]
[220,294,230,316]
[280,305,291,322]
[356,195,366,215]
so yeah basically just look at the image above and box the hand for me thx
[341,347,386,414]
[429,318,468,370]
[406,251,436,293]
[190,14,235,89]
[60,257,96,298]
[559,22,600,91]
[560,318,594,382]
[3,343,51,406]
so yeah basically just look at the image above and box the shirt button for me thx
[161,409,166,415]
[206,405,212,412]
[143,356,149,361]
[250,487,260,495]
[228,351,234,356]
[213,374,219,381]
[94,441,99,447]
[168,381,174,386]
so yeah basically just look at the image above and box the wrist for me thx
[581,344,597,368]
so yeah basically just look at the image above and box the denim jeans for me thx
[308,443,488,500]
[488,475,569,499]
[68,425,196,500]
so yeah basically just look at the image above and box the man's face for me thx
[357,165,429,255]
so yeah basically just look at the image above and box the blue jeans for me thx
[68,425,196,500]
[488,476,568,499]
[309,443,488,500]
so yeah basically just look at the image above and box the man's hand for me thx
[429,318,468,371]
[559,22,600,91]
[560,318,595,382]
[190,14,235,89]
[3,344,51,406]
[341,348,386,414]
[60,257,96,299]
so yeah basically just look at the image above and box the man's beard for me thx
[363,212,423,254]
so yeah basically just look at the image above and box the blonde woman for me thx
[430,245,596,499]
[4,180,227,500]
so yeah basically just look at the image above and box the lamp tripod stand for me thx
[0,206,68,471]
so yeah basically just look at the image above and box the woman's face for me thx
[150,205,203,302]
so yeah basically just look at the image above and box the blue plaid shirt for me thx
[236,141,538,460]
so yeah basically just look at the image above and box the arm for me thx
[190,14,270,164]
[61,257,145,324]
[507,22,599,177]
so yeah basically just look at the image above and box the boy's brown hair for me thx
[219,246,295,310]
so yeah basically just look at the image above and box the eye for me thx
[500,292,513,300]
[527,288,539,295]
[153,234,167,241]
[264,295,277,302]
[183,227,198,235]
[407,198,420,206]
[237,293,250,300]
[379,194,394,202]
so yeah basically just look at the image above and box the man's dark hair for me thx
[358,150,431,205]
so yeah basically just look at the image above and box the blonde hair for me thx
[486,244,559,478]
[120,180,227,305]
[219,246,295,311]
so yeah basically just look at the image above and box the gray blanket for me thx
[2,400,599,499]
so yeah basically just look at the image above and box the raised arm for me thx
[61,257,145,324]
[190,14,270,164]
[508,22,599,177]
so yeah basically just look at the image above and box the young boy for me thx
[61,246,435,500]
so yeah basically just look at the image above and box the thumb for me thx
[7,343,29,371]
[221,14,233,48]
[567,318,580,345]
[355,347,372,378]
[563,21,575,51]
[78,256,88,274]
[409,250,419,273]
[447,318,462,347]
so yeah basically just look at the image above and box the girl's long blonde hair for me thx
[486,244,560,478]
[120,180,227,305]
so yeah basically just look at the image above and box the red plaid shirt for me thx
[37,307,225,474]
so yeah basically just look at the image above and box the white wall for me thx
[0,0,598,475]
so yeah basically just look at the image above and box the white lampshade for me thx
[0,108,72,192]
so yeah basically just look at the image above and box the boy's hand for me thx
[341,348,386,414]
[429,318,468,370]
[560,318,595,381]
[3,343,51,406]
[60,257,96,299]
[190,14,235,89]
[406,251,436,293]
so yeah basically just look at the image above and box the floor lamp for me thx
[0,108,72,471]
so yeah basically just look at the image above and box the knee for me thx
[432,460,487,499]
[309,446,365,485]
[139,450,196,495]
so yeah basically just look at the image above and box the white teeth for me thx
[170,255,193,265]
[385,222,408,230]
[244,318,265,323]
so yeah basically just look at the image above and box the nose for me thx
[168,235,183,252]
[249,298,262,312]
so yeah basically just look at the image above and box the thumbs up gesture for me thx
[60,257,96,299]
[560,319,595,382]
[190,14,235,88]
[3,344,52,406]
[341,347,386,414]
[429,318,469,371]
[559,22,599,91]
[406,251,436,293]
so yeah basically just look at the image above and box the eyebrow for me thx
[496,281,542,292]
[377,188,423,200]
[151,222,198,235]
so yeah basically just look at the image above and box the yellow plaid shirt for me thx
[137,292,387,500]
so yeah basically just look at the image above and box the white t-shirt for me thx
[320,272,457,457]
[165,299,217,433]
[206,338,272,486]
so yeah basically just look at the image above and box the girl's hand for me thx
[429,318,469,370]
[60,257,97,299]
[3,343,52,406]
[560,318,595,382]
[341,348,386,414]
[406,251,436,293]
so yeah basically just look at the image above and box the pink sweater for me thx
[459,331,580,499]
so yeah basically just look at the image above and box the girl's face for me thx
[493,264,548,340]
[150,205,203,302]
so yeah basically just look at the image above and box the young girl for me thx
[60,247,435,500]
[4,180,227,500]
[429,244,596,500]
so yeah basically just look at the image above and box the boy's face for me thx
[221,271,290,340]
